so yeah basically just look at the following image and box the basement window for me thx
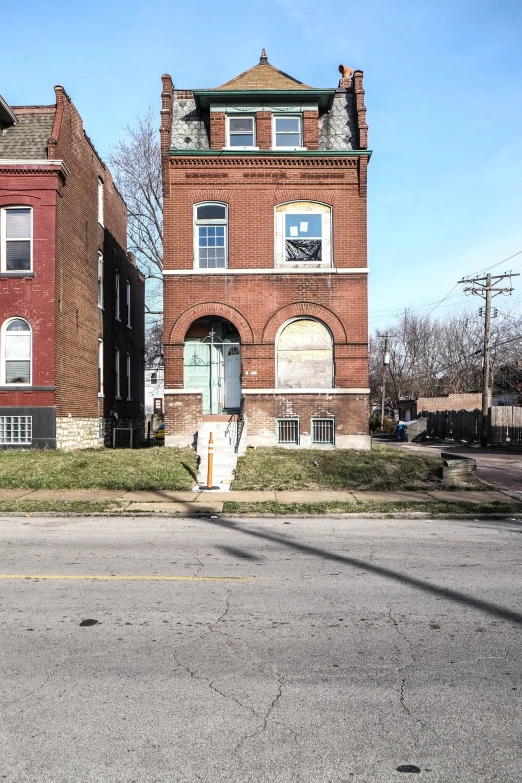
[0,415,32,445]
[277,418,299,445]
[311,418,335,445]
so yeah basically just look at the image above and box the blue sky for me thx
[2,0,522,329]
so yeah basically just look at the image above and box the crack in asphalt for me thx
[388,608,438,737]
[233,673,292,757]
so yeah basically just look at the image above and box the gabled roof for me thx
[215,50,312,91]
[0,93,18,127]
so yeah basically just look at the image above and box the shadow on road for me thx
[205,516,522,626]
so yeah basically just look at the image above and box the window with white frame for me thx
[115,272,120,320]
[97,251,104,308]
[98,339,104,396]
[1,207,32,272]
[227,115,256,148]
[126,280,131,327]
[194,203,228,269]
[2,318,31,385]
[273,115,302,148]
[275,201,332,268]
[97,178,104,226]
[115,348,121,398]
[126,353,131,400]
[0,415,32,445]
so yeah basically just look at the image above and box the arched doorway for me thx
[183,317,241,413]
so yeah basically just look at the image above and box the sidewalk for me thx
[0,487,519,514]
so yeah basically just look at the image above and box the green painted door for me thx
[184,341,211,413]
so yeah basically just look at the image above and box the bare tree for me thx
[108,110,163,317]
[145,320,164,366]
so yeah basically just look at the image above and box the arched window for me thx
[1,206,33,272]
[194,203,228,269]
[274,201,332,268]
[277,318,333,389]
[2,318,31,385]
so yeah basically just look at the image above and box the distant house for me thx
[398,392,482,421]
[0,87,145,449]
[145,364,164,415]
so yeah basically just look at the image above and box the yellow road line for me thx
[0,574,265,582]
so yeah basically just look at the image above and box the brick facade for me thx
[161,56,371,449]
[0,87,145,450]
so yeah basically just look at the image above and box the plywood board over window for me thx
[277,318,333,389]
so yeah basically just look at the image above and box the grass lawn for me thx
[222,500,520,516]
[0,447,198,491]
[0,500,120,514]
[231,445,445,491]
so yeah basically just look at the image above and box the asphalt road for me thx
[1,514,522,783]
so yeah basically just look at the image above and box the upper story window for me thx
[98,339,104,396]
[194,203,228,269]
[97,252,104,309]
[1,318,31,385]
[273,115,302,148]
[97,178,104,226]
[1,207,32,272]
[126,280,131,328]
[227,116,256,148]
[115,272,120,320]
[275,201,332,268]
[115,348,121,399]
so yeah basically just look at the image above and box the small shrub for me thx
[369,415,396,433]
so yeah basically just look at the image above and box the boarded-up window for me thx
[277,319,333,389]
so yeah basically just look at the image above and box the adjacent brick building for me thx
[161,53,370,449]
[0,87,145,450]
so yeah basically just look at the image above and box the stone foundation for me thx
[56,417,100,451]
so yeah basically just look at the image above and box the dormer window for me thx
[227,116,255,148]
[273,115,302,148]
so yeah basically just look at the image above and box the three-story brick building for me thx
[161,53,370,449]
[0,87,145,449]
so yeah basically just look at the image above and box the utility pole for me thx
[459,271,519,446]
[381,335,389,431]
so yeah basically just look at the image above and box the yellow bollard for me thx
[206,432,214,488]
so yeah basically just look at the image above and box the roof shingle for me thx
[0,109,55,159]
[215,59,312,91]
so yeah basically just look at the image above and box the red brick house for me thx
[161,53,370,451]
[0,87,145,449]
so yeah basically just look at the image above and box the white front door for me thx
[224,345,241,409]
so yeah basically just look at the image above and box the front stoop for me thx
[195,419,246,491]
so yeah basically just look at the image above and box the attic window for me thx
[273,115,302,148]
[227,116,255,148]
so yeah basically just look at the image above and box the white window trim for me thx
[126,280,131,328]
[97,251,104,310]
[115,348,121,399]
[98,339,104,397]
[226,115,258,150]
[97,177,104,226]
[193,202,228,270]
[1,317,32,386]
[126,353,131,400]
[272,114,305,150]
[115,272,120,321]
[274,201,332,269]
[0,206,33,274]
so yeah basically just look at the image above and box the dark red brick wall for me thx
[165,158,366,270]
[51,87,144,421]
[0,168,61,406]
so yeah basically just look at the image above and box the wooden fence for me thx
[490,406,522,445]
[425,409,482,443]
[425,406,522,445]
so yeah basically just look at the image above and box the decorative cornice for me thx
[170,150,371,162]
[0,159,69,179]
[171,156,367,168]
